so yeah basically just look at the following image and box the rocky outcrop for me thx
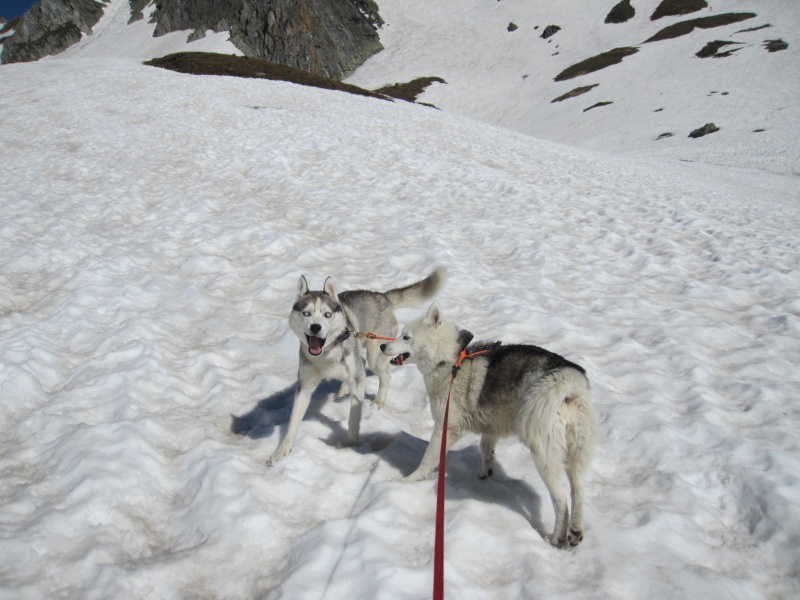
[1,0,384,81]
[0,0,105,64]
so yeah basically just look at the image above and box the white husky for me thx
[381,302,597,548]
[269,268,446,464]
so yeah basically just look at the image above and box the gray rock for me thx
[1,0,105,63]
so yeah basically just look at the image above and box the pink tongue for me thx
[308,336,323,355]
[395,354,404,365]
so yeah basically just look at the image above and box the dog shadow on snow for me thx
[231,386,546,538]
[230,380,348,442]
[377,433,547,538]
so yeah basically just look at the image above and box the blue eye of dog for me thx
[325,312,332,318]
[303,311,311,317]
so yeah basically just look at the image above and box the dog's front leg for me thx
[345,369,366,446]
[268,379,316,464]
[403,419,461,482]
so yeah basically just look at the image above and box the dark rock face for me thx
[226,0,384,80]
[605,0,635,25]
[1,0,384,81]
[0,0,105,64]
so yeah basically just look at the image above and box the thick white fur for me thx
[381,302,597,548]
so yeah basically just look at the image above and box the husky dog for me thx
[380,303,597,548]
[269,268,446,464]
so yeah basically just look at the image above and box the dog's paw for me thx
[372,397,386,410]
[546,533,569,549]
[267,447,290,465]
[568,528,584,547]
[402,471,428,483]
[477,468,493,480]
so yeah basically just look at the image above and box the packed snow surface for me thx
[1,35,800,600]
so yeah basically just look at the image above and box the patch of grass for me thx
[551,84,599,103]
[644,13,756,43]
[651,0,707,21]
[374,77,447,103]
[554,47,638,82]
[143,52,389,101]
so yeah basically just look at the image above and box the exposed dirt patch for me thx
[554,47,639,82]
[763,39,788,52]
[696,40,743,58]
[375,77,447,103]
[584,101,613,112]
[551,84,599,103]
[689,123,719,138]
[606,0,635,24]
[644,13,756,43]
[651,0,707,21]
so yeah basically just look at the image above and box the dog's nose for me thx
[380,344,387,351]
[310,324,322,335]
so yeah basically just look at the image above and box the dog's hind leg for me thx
[478,433,498,479]
[366,341,391,409]
[531,449,570,548]
[565,401,597,546]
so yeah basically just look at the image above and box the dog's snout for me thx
[310,324,322,335]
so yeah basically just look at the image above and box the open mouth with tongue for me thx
[390,353,410,366]
[306,335,326,356]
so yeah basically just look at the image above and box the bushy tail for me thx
[517,368,596,464]
[384,267,446,308]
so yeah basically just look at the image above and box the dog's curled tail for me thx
[518,368,596,466]
[384,267,446,308]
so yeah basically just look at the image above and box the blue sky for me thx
[2,0,38,21]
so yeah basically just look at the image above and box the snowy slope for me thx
[49,0,239,60]
[346,0,800,175]
[1,56,799,599]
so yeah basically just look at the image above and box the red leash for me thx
[433,344,494,600]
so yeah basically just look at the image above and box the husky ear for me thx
[323,277,339,301]
[424,302,442,327]
[297,275,309,298]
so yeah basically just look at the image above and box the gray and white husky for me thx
[269,267,446,463]
[380,302,597,548]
